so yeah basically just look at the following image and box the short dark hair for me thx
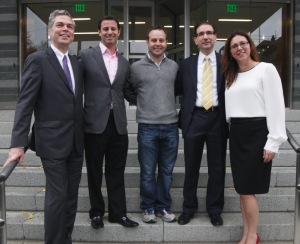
[146,26,167,40]
[194,21,216,37]
[98,15,120,30]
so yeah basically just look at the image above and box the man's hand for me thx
[263,149,276,163]
[4,148,25,167]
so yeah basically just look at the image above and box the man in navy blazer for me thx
[176,21,228,226]
[78,16,138,229]
[4,10,84,244]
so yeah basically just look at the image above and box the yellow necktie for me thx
[202,56,213,110]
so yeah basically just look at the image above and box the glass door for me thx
[109,0,154,64]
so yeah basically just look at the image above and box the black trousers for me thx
[41,148,83,244]
[85,111,128,220]
[182,109,226,215]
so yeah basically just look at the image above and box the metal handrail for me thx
[286,128,300,244]
[0,160,18,244]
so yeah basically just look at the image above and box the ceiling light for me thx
[73,18,91,21]
[119,22,145,24]
[218,19,252,22]
[75,32,98,35]
[164,25,173,28]
[179,25,194,28]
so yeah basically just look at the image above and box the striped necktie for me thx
[202,56,213,110]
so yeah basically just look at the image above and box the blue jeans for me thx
[138,123,179,211]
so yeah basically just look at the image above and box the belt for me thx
[194,106,219,112]
[231,117,266,122]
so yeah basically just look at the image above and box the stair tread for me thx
[6,211,294,242]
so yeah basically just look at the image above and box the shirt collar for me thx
[51,44,68,60]
[199,51,216,63]
[146,51,166,63]
[99,42,118,56]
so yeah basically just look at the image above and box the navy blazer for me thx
[11,47,84,158]
[175,51,228,138]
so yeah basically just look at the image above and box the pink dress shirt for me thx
[99,42,118,84]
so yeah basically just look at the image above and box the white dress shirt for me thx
[51,44,75,93]
[196,51,218,107]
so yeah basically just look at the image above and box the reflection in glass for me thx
[26,7,47,58]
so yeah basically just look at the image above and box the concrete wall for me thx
[294,0,300,108]
[0,0,18,109]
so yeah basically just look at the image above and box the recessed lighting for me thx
[73,18,91,21]
[179,25,194,28]
[119,22,145,24]
[74,32,98,35]
[218,19,252,22]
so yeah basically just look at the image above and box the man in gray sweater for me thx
[125,26,179,223]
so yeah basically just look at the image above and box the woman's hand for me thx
[263,149,276,163]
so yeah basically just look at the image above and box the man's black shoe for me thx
[178,212,194,225]
[109,216,139,228]
[91,216,104,229]
[209,214,223,226]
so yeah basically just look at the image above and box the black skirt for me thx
[229,117,272,195]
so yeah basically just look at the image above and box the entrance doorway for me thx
[18,0,291,106]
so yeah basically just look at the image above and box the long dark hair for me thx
[222,30,259,88]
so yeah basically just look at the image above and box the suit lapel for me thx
[189,55,199,90]
[69,55,78,97]
[215,52,222,94]
[92,46,111,85]
[46,47,74,94]
[113,53,125,85]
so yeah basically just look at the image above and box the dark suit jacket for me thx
[176,52,228,138]
[78,46,130,135]
[10,47,84,159]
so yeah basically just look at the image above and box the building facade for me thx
[0,0,299,109]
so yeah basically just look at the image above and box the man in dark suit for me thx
[176,21,228,226]
[4,10,83,244]
[78,16,138,229]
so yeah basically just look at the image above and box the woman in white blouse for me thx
[222,30,287,244]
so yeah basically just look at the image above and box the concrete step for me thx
[5,241,295,244]
[5,186,295,213]
[4,166,297,188]
[0,133,299,150]
[5,211,294,242]
[0,149,297,167]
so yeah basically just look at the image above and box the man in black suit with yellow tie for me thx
[176,21,228,226]
[4,10,83,244]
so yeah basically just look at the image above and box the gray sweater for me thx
[129,55,178,124]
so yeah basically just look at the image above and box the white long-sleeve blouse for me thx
[225,62,287,153]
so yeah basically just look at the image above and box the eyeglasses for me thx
[230,41,249,51]
[195,31,215,37]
